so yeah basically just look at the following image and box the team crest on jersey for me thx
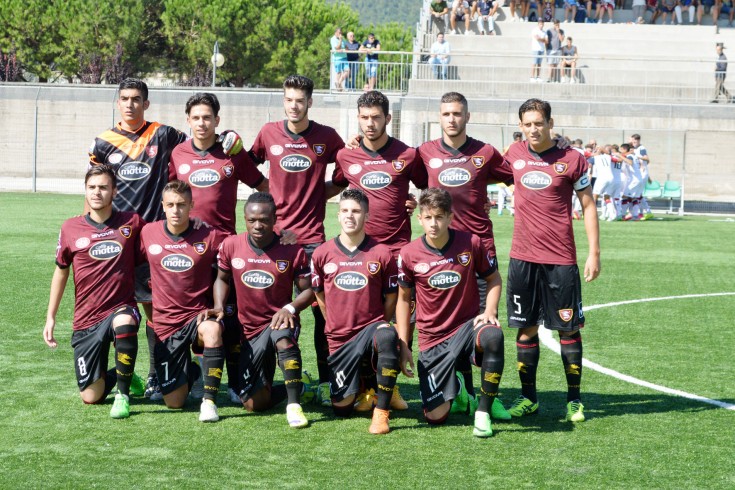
[270,145,284,156]
[457,252,471,266]
[324,262,338,274]
[313,144,326,156]
[414,262,430,274]
[471,156,485,168]
[224,305,235,316]
[558,309,573,322]
[276,260,290,273]
[193,242,207,255]
[554,162,568,174]
[513,159,526,170]
[348,164,362,175]
[119,226,132,239]
[146,146,158,158]
[367,261,381,274]
[392,160,406,172]
[222,164,234,178]
[75,237,90,249]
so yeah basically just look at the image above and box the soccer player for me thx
[591,145,623,221]
[503,98,600,423]
[89,78,242,399]
[139,180,227,422]
[210,192,313,428]
[43,165,145,419]
[396,188,506,438]
[311,189,401,434]
[170,92,268,402]
[629,133,654,219]
[248,74,345,406]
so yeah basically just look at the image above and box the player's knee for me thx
[560,330,582,343]
[424,408,450,426]
[476,323,504,354]
[373,325,399,356]
[332,399,354,417]
[80,389,104,405]
[516,327,539,342]
[113,323,138,338]
[198,320,223,347]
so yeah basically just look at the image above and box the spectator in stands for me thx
[509,0,527,21]
[546,20,564,83]
[697,0,716,24]
[676,0,697,23]
[345,31,361,91]
[561,36,579,83]
[586,0,600,21]
[430,33,452,79]
[651,0,677,23]
[530,21,548,82]
[597,0,615,23]
[360,33,381,91]
[331,27,349,91]
[451,0,472,34]
[429,1,450,32]
[542,0,556,21]
[711,43,733,103]
[632,0,647,23]
[719,0,734,25]
[477,0,499,34]
[564,0,580,22]
[644,0,659,21]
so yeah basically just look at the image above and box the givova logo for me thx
[520,171,552,190]
[438,168,471,187]
[117,161,151,181]
[360,171,391,190]
[334,271,368,291]
[189,168,220,187]
[280,154,312,172]
[428,271,461,289]
[241,270,275,289]
[161,254,194,272]
[88,240,122,260]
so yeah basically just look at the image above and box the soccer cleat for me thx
[473,411,493,438]
[286,403,309,428]
[110,393,130,419]
[623,213,633,221]
[644,212,654,220]
[354,388,377,412]
[317,382,332,407]
[199,399,219,422]
[228,388,242,404]
[390,386,409,410]
[508,395,539,417]
[491,397,512,420]
[300,370,317,405]
[369,408,391,435]
[566,400,585,422]
[450,374,469,414]
[144,374,162,400]
[129,373,146,397]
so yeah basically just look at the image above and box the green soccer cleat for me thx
[450,373,469,414]
[491,397,512,420]
[566,400,585,422]
[473,411,493,438]
[300,370,317,405]
[508,395,539,417]
[286,403,309,428]
[110,393,130,419]
[129,373,146,397]
[317,382,332,407]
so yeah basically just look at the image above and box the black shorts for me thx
[418,319,485,411]
[327,321,391,402]
[71,305,140,391]
[134,262,152,303]
[506,258,585,331]
[154,317,202,395]
[237,323,300,401]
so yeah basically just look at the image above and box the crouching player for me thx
[396,188,505,438]
[209,192,313,428]
[139,180,227,422]
[43,165,145,418]
[311,189,401,435]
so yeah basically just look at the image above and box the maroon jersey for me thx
[89,121,187,223]
[140,221,225,340]
[333,137,428,256]
[504,142,590,265]
[311,236,398,353]
[55,211,143,331]
[417,137,513,256]
[248,120,344,244]
[217,233,309,339]
[398,230,494,351]
[169,140,265,235]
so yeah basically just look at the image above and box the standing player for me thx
[396,188,506,438]
[248,75,345,407]
[629,133,653,219]
[89,78,242,399]
[210,192,313,428]
[311,190,401,435]
[170,92,268,402]
[43,165,145,419]
[591,145,623,221]
[139,180,228,422]
[503,98,600,422]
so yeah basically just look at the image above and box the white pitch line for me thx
[538,292,735,411]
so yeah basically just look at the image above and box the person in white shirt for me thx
[430,33,452,79]
[530,21,548,82]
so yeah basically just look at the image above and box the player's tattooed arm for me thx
[396,286,415,377]
[199,268,231,323]
[44,266,70,349]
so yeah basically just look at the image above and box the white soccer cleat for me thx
[286,403,309,428]
[199,399,219,423]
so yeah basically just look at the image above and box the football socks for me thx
[374,327,400,411]
[516,335,540,403]
[202,347,225,402]
[476,324,504,413]
[276,337,303,405]
[560,332,583,402]
[113,323,138,397]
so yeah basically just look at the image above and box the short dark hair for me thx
[118,78,148,101]
[419,188,452,215]
[162,180,192,201]
[357,90,389,117]
[574,138,584,146]
[283,75,314,99]
[185,92,220,117]
[630,134,641,141]
[440,92,468,111]
[246,192,277,215]
[85,165,116,188]
[340,188,369,212]
[518,98,552,123]
[513,131,523,141]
